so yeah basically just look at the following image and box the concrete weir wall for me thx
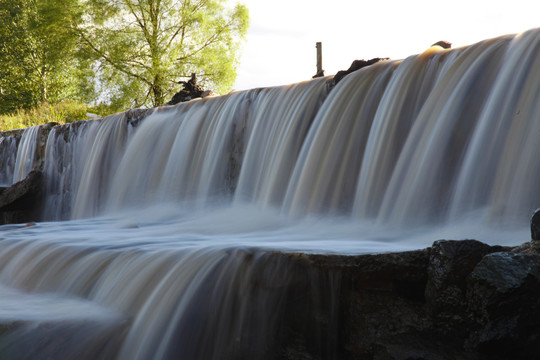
[0,122,55,224]
[0,109,150,224]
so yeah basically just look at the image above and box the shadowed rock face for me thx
[531,208,540,240]
[432,40,452,49]
[280,239,540,360]
[329,58,389,89]
[0,170,43,225]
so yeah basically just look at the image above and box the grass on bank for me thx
[0,102,116,131]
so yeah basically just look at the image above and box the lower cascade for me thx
[2,29,540,359]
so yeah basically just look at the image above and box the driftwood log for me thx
[167,73,213,105]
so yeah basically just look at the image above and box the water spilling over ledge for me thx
[1,29,540,359]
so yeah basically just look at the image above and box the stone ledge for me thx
[278,239,540,360]
[0,170,43,225]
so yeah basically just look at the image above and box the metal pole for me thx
[314,42,324,78]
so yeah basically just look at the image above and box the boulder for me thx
[466,251,540,358]
[432,40,452,49]
[278,237,540,360]
[0,170,43,224]
[425,240,503,330]
[531,208,540,240]
[329,58,388,89]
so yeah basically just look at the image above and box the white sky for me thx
[233,0,540,90]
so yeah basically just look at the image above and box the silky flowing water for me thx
[1,29,540,359]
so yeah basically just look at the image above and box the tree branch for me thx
[124,0,152,46]
[177,23,228,61]
[78,30,152,86]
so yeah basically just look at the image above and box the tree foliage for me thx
[0,0,249,115]
[0,0,91,114]
[76,0,249,108]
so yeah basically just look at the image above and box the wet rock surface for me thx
[466,250,540,359]
[0,170,44,224]
[531,208,540,240]
[279,239,540,360]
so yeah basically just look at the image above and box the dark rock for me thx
[330,58,388,89]
[510,240,540,256]
[279,250,431,360]
[0,170,44,224]
[273,238,540,360]
[425,240,502,329]
[531,208,540,240]
[466,251,540,359]
[470,252,540,293]
[125,108,153,128]
[432,41,452,49]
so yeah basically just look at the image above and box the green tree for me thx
[0,0,91,114]
[76,0,249,108]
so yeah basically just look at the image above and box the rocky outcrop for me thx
[466,247,540,358]
[531,208,540,240]
[329,58,389,89]
[0,170,44,224]
[432,40,452,49]
[277,237,540,360]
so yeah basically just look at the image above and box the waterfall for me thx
[41,116,139,220]
[0,136,18,186]
[42,120,101,220]
[0,222,338,359]
[40,29,540,230]
[1,28,540,359]
[12,126,41,184]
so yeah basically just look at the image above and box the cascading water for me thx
[12,126,41,184]
[1,29,540,359]
[0,136,18,186]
